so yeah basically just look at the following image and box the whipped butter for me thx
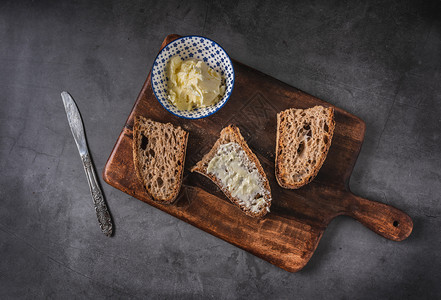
[166,55,226,111]
[207,142,270,213]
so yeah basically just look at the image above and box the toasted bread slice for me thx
[191,125,271,218]
[275,105,335,189]
[133,116,188,203]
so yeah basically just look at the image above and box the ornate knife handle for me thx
[82,154,113,236]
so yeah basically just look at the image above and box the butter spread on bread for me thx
[191,125,271,218]
[207,142,269,214]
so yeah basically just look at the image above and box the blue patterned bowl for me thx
[151,36,235,119]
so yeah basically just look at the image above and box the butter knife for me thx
[61,91,113,237]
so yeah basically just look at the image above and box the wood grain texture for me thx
[102,34,413,272]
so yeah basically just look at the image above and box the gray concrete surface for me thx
[1,0,440,298]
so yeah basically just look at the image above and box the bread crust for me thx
[133,116,189,203]
[275,106,335,189]
[191,125,272,218]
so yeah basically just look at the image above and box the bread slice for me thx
[275,105,335,189]
[133,116,189,203]
[191,125,272,218]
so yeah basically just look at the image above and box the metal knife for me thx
[61,91,113,237]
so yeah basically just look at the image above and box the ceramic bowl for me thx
[151,36,235,119]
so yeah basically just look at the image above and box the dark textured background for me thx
[1,0,440,298]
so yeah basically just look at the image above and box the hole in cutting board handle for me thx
[393,220,399,227]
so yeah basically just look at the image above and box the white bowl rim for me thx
[151,35,235,120]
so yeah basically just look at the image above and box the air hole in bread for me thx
[177,160,181,166]
[324,135,328,144]
[141,134,148,150]
[324,123,329,132]
[157,177,163,187]
[148,149,155,158]
[297,141,305,155]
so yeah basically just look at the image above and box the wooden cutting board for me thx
[103,34,413,272]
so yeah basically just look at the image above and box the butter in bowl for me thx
[151,36,235,119]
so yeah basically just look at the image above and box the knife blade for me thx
[61,91,113,237]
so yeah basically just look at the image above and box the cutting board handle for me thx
[344,193,413,241]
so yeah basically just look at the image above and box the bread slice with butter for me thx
[275,105,335,189]
[191,125,272,218]
[133,116,188,203]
